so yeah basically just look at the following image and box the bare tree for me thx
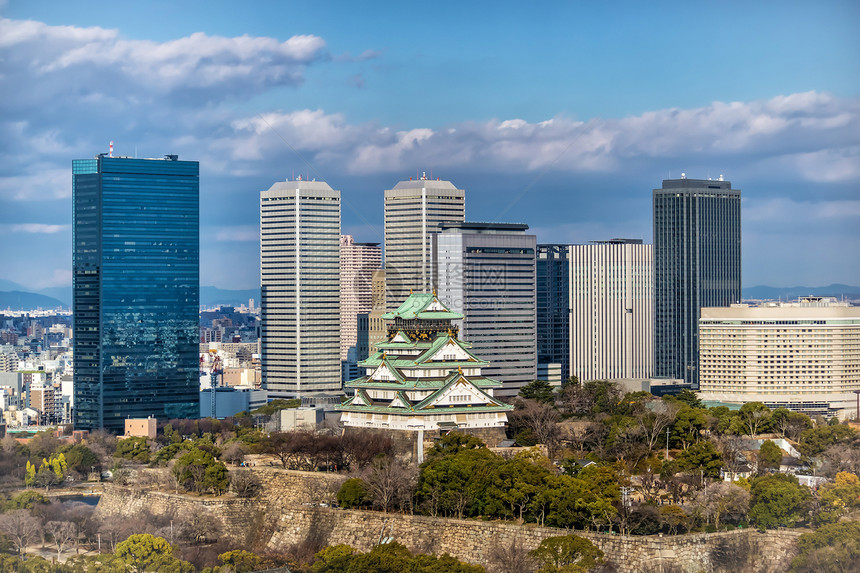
[177,509,222,544]
[689,481,749,529]
[511,399,561,452]
[0,510,41,555]
[362,455,416,513]
[487,536,538,573]
[230,470,262,498]
[45,520,77,558]
[221,441,246,466]
[637,400,681,451]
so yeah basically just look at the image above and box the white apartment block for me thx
[384,176,465,310]
[260,179,341,397]
[698,297,860,419]
[569,240,653,382]
[339,235,381,360]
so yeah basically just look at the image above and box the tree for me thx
[510,399,560,450]
[672,389,703,409]
[59,444,101,478]
[115,436,151,463]
[790,520,860,573]
[771,408,812,441]
[115,534,194,573]
[749,473,812,530]
[658,505,688,535]
[230,469,262,498]
[735,402,771,436]
[519,380,556,405]
[337,478,370,509]
[487,537,537,573]
[45,520,76,559]
[362,455,416,513]
[670,406,708,450]
[3,490,49,511]
[757,440,783,472]
[637,400,681,452]
[677,441,722,480]
[0,509,41,555]
[689,481,750,529]
[528,535,604,573]
[217,549,263,573]
[798,424,857,458]
[172,447,228,495]
[220,441,246,466]
[814,471,860,525]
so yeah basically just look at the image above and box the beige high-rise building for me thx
[368,269,387,355]
[569,240,653,382]
[339,235,381,361]
[260,179,341,398]
[698,297,860,419]
[384,176,465,309]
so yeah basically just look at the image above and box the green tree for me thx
[216,549,263,573]
[677,441,722,480]
[519,380,556,405]
[115,534,194,573]
[59,443,101,478]
[798,424,857,458]
[172,447,229,495]
[418,445,501,518]
[115,436,151,463]
[749,473,812,530]
[3,490,48,511]
[529,535,604,573]
[337,478,369,509]
[734,402,771,436]
[757,440,783,472]
[311,544,356,573]
[672,389,703,409]
[790,520,860,573]
[669,406,708,450]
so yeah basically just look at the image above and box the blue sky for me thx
[1,0,858,290]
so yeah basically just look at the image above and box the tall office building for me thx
[653,177,741,387]
[73,154,199,430]
[339,235,382,361]
[434,222,537,396]
[260,179,341,398]
[569,240,653,382]
[537,245,571,383]
[384,176,465,309]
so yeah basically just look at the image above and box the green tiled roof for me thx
[340,403,512,414]
[381,293,463,320]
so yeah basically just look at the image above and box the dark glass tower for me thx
[536,244,570,382]
[653,177,741,388]
[73,154,199,431]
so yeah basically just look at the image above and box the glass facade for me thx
[653,179,741,388]
[536,245,571,382]
[73,155,200,431]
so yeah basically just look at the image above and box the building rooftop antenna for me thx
[109,141,113,158]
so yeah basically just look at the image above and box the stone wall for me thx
[97,468,802,572]
[266,507,801,573]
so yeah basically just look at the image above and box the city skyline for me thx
[1,1,859,291]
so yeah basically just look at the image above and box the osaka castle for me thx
[339,293,513,462]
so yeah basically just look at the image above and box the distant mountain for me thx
[200,286,260,308]
[0,279,26,292]
[742,284,860,301]
[0,291,68,310]
[38,286,72,307]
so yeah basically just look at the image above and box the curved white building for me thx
[698,297,860,419]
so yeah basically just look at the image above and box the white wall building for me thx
[568,240,653,382]
[260,179,341,398]
[698,297,860,419]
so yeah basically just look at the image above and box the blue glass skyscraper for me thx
[73,154,199,430]
[653,177,741,388]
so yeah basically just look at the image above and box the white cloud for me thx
[214,226,258,242]
[7,223,70,234]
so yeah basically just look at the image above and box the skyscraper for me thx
[73,154,199,431]
[260,179,341,398]
[384,176,465,309]
[569,240,653,382]
[434,222,537,396]
[340,235,381,381]
[339,235,382,361]
[536,245,571,382]
[653,177,741,387]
